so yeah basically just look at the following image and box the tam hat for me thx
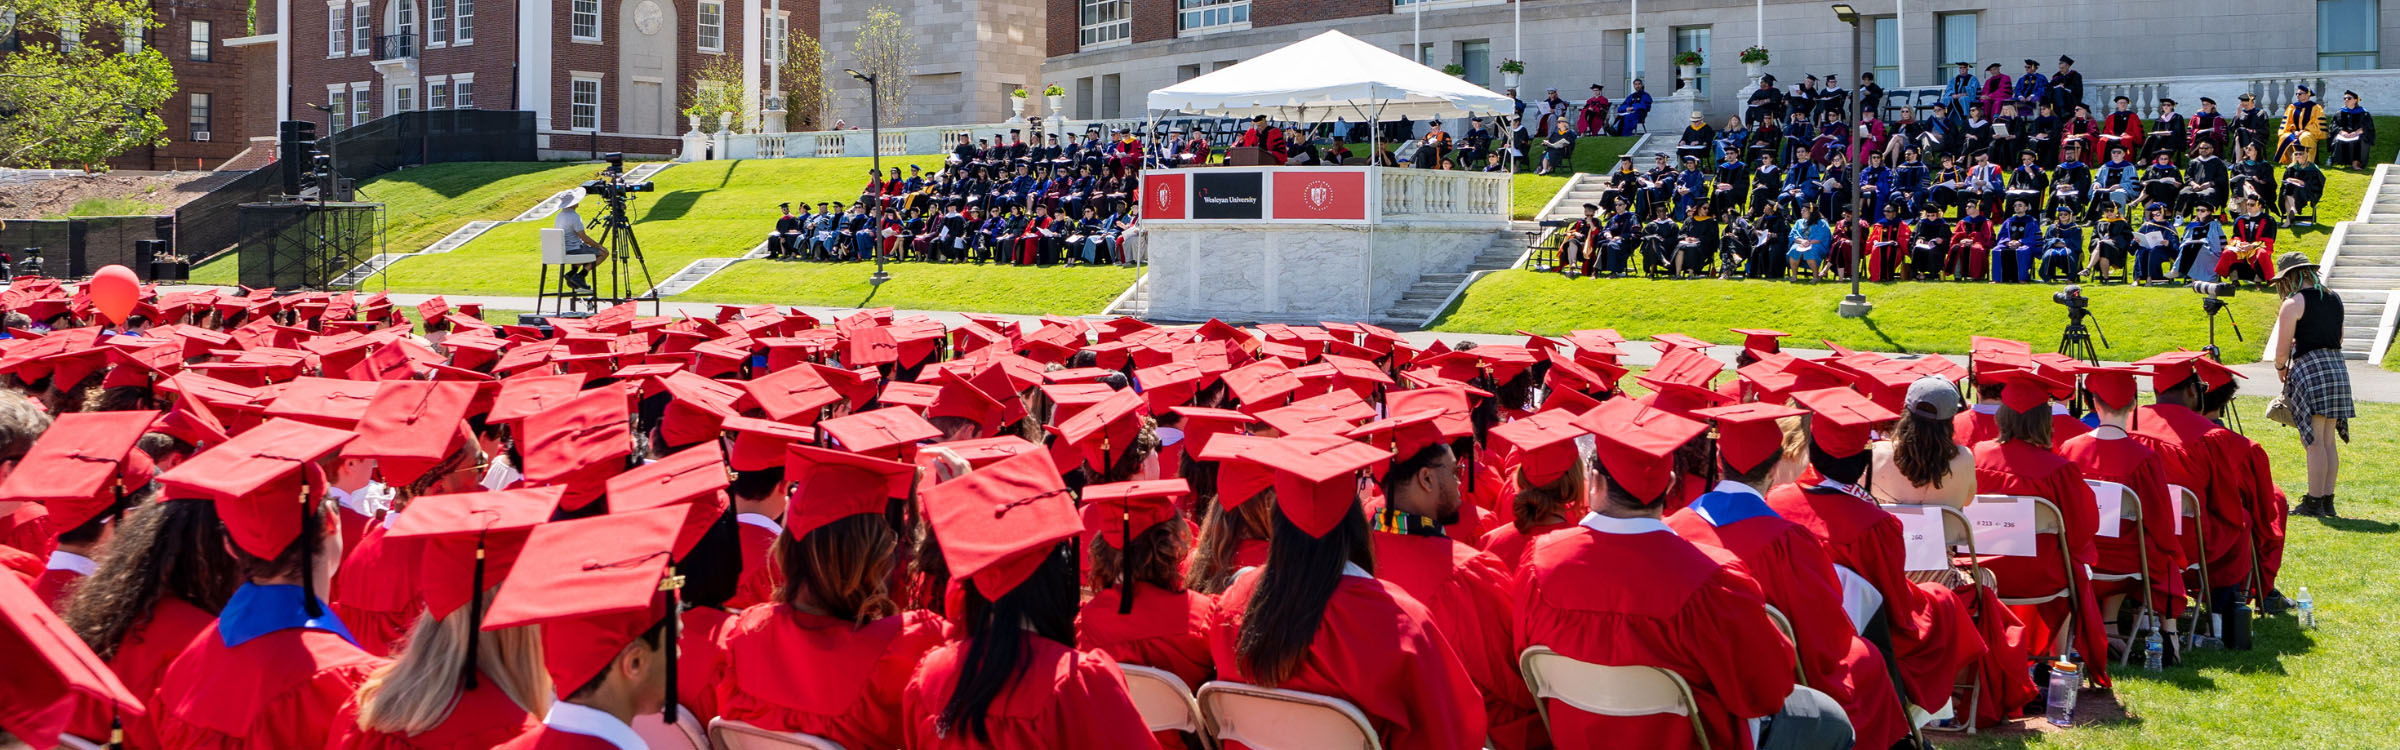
[0,574,143,749]
[818,406,941,460]
[387,485,562,688]
[1490,410,1589,487]
[1731,328,1789,356]
[158,418,354,560]
[921,450,1083,598]
[1239,434,1386,538]
[723,417,814,472]
[1789,387,1897,459]
[343,380,479,487]
[481,507,680,703]
[1692,402,1805,474]
[741,364,841,425]
[604,442,732,559]
[784,444,915,540]
[0,410,156,530]
[1579,397,1705,504]
[1989,368,2072,414]
[2079,366,2144,410]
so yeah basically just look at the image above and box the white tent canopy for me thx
[1144,30,1514,124]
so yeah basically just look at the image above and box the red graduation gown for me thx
[326,676,540,750]
[2229,434,2288,595]
[1370,532,1544,750]
[330,523,425,657]
[1764,484,1992,713]
[33,566,82,610]
[727,517,784,610]
[2059,431,2187,618]
[2135,405,2251,589]
[716,606,947,750]
[149,625,387,749]
[1666,504,1910,750]
[67,596,216,748]
[0,501,56,561]
[1479,520,1577,572]
[677,606,736,721]
[491,727,625,750]
[1076,584,1217,750]
[1510,522,1795,750]
[1972,440,2111,687]
[1951,407,2085,445]
[1,542,41,585]
[899,635,1154,749]
[1209,572,1486,750]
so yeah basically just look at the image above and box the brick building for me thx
[0,0,262,170]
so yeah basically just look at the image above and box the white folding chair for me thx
[1196,680,1380,750]
[632,705,710,750]
[1517,646,1710,750]
[2173,484,2211,650]
[2085,479,2160,667]
[1980,495,2081,663]
[707,718,846,750]
[57,735,105,750]
[1119,663,1207,738]
[1883,503,1987,735]
[537,227,601,313]
[1761,604,1807,687]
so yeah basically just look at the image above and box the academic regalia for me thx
[728,514,783,610]
[1209,572,1487,750]
[1371,527,1544,750]
[1078,583,1216,750]
[2135,403,2252,589]
[677,605,736,721]
[1479,519,1576,571]
[31,552,88,610]
[2229,433,2288,597]
[1972,437,2111,687]
[150,585,389,749]
[901,636,1158,749]
[491,703,642,750]
[1,496,56,562]
[716,607,949,750]
[2059,430,2186,619]
[64,596,217,749]
[2099,110,2145,159]
[2,571,148,750]
[328,522,425,658]
[327,677,541,750]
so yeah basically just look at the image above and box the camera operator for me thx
[555,190,609,294]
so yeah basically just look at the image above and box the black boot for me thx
[2294,495,2323,517]
[2321,495,2340,519]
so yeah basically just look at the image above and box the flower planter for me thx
[1503,71,1521,89]
[1012,97,1030,121]
[1047,95,1066,122]
[1745,61,1764,79]
[1678,64,1699,81]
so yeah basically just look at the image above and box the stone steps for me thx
[1372,230,1524,326]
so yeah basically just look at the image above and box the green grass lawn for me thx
[191,161,613,286]
[1434,274,2280,361]
[53,197,167,218]
[677,260,1140,315]
[1512,136,1643,220]
[360,156,946,297]
[1939,397,2398,749]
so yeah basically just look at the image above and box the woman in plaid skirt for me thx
[2271,251,2355,517]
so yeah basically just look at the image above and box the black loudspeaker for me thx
[278,120,318,196]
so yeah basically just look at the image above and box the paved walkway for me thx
[210,287,2397,404]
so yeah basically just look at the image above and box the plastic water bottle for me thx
[2045,659,2082,727]
[2144,616,2165,672]
[2298,587,2315,629]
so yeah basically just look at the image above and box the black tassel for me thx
[1118,511,1134,615]
[465,539,485,690]
[300,502,323,618]
[663,567,681,724]
[109,714,122,750]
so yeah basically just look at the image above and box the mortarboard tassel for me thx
[464,537,485,690]
[109,714,122,750]
[299,493,324,618]
[1118,508,1134,615]
[661,566,684,723]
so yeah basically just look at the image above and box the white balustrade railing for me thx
[1376,168,1509,224]
[2077,69,2400,121]
[878,131,908,156]
[814,132,850,158]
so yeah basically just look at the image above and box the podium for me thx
[1225,147,1279,166]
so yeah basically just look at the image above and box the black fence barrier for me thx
[0,216,176,279]
[322,109,537,180]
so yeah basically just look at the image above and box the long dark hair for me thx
[65,498,239,660]
[776,514,899,625]
[1994,403,2053,449]
[1185,487,1274,595]
[1235,504,1373,687]
[1088,515,1190,595]
[937,540,1080,743]
[1890,413,1960,489]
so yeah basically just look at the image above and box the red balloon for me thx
[89,264,141,325]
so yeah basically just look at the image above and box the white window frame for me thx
[122,20,142,54]
[454,0,473,44]
[698,0,724,53]
[1936,11,1976,69]
[389,0,415,57]
[570,74,603,132]
[327,85,348,132]
[427,0,446,47]
[452,72,475,107]
[351,1,370,57]
[328,2,347,57]
[189,92,212,140]
[351,81,372,126]
[1078,0,1129,51]
[1175,0,1248,37]
[1672,25,1709,98]
[570,0,600,43]
[394,83,416,113]
[767,10,788,63]
[189,19,212,60]
[58,18,78,50]
[429,76,450,109]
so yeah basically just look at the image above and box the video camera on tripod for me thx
[2053,284,2107,365]
[2189,280,2244,360]
[582,153,655,206]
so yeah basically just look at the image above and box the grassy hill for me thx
[190,161,612,286]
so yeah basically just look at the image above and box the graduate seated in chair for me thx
[2038,206,2086,283]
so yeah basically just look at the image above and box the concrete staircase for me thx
[1105,274,1149,318]
[650,241,771,297]
[335,161,673,288]
[2319,164,2400,365]
[1538,172,1609,224]
[1373,223,1536,327]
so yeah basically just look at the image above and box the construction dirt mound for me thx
[0,171,248,220]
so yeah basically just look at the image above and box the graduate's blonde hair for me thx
[353,590,551,734]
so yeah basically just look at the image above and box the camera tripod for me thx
[2058,306,2107,366]
[2200,295,2244,363]
[584,193,660,316]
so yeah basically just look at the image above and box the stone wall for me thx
[1146,222,1496,322]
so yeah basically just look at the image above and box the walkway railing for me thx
[1378,168,1510,223]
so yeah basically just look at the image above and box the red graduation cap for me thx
[1490,410,1590,487]
[928,376,1010,438]
[0,574,144,749]
[658,371,742,449]
[605,442,732,560]
[1474,345,1540,383]
[1641,346,1725,389]
[1219,360,1301,411]
[489,373,590,425]
[263,377,381,429]
[2079,366,2145,410]
[1253,401,1360,438]
[1047,389,1147,474]
[155,418,355,559]
[1134,362,1204,414]
[1545,355,1623,396]
[1238,434,1386,538]
[0,410,156,530]
[1692,402,1806,474]
[936,435,1045,469]
[1580,397,1707,504]
[1195,434,1280,509]
[1731,328,1789,355]
[812,364,882,411]
[1989,368,2073,414]
[784,444,916,540]
[1650,332,1717,354]
[921,450,1084,598]
[1345,409,1451,462]
[723,416,815,473]
[1080,479,1190,548]
[1168,406,1255,457]
[344,380,479,487]
[1790,387,1899,459]
[150,397,230,449]
[1538,386,1603,415]
[1385,384,1484,439]
[386,487,564,622]
[878,381,941,411]
[517,385,631,486]
[818,406,941,460]
[480,507,680,696]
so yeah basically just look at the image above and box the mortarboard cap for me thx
[1580,397,1706,504]
[387,487,564,620]
[723,416,814,472]
[0,410,156,530]
[480,507,680,694]
[1239,434,1386,538]
[344,380,479,487]
[818,407,941,460]
[1080,479,1191,548]
[1790,387,1898,459]
[1692,402,1805,474]
[2079,366,2144,410]
[784,444,916,540]
[0,574,144,749]
[156,418,355,559]
[920,451,1083,598]
[605,442,733,559]
[1490,410,1591,487]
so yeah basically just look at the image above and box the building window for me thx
[430,78,450,109]
[1672,26,1708,97]
[2319,0,2378,70]
[189,93,212,139]
[767,11,787,62]
[1176,64,1200,82]
[1936,12,1975,70]
[571,0,599,41]
[454,74,474,107]
[571,76,601,131]
[329,3,347,56]
[58,18,77,50]
[352,1,370,56]
[1457,40,1491,88]
[1079,0,1128,49]
[1101,74,1122,118]
[189,20,211,60]
[122,20,142,54]
[1625,30,1644,88]
[428,0,446,45]
[391,0,415,56]
[1075,77,1094,120]
[1177,0,1247,34]
[352,82,372,126]
[395,84,415,113]
[698,0,723,52]
[455,0,472,42]
[328,87,348,132]
[1871,16,1897,85]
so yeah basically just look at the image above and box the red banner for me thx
[1271,170,1368,221]
[1141,173,1189,220]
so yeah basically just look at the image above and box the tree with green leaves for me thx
[682,52,751,133]
[0,0,175,168]
[850,3,915,127]
[780,28,833,131]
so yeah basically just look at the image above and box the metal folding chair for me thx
[1197,681,1380,750]
[1518,646,1711,750]
[708,718,847,750]
[2085,479,2158,667]
[2173,484,2212,651]
[1762,604,1808,687]
[1119,664,1208,742]
[1979,495,2083,664]
[1883,503,1988,735]
[631,705,709,750]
